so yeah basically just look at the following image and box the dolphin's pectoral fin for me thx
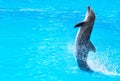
[87,41,96,53]
[74,21,85,28]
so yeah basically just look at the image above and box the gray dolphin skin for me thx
[74,6,96,72]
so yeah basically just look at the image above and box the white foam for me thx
[0,8,45,12]
[67,43,74,54]
[19,8,45,12]
[87,52,120,76]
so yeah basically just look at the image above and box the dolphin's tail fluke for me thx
[77,59,93,72]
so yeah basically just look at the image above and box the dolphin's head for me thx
[74,6,95,28]
[83,6,95,23]
[86,6,95,22]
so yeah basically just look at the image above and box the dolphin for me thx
[74,6,96,72]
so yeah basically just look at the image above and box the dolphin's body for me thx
[74,6,96,72]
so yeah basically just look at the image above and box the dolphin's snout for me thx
[87,6,90,11]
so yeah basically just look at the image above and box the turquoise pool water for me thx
[0,0,120,81]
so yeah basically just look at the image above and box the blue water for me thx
[0,0,120,81]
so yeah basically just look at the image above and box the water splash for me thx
[67,43,120,76]
[88,51,120,76]
[67,43,74,54]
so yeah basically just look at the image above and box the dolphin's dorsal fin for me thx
[87,41,96,53]
[74,21,85,28]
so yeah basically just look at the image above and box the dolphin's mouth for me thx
[87,6,90,11]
